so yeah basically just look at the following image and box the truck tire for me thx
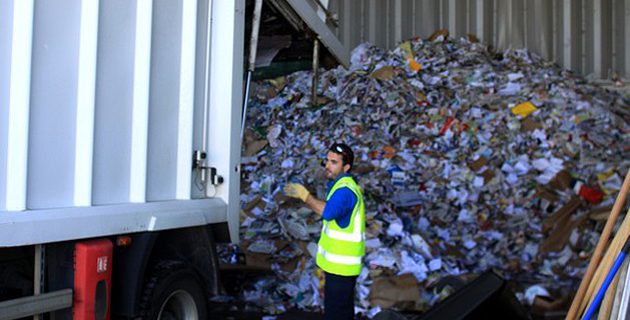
[139,261,208,320]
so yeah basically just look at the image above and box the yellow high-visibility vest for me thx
[316,176,365,276]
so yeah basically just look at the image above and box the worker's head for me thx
[323,143,353,180]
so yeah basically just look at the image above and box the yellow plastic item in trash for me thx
[399,41,413,59]
[511,102,537,118]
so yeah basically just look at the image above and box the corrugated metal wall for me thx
[329,0,630,80]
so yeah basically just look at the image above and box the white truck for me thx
[0,1,244,319]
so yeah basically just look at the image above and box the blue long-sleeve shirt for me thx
[322,173,357,229]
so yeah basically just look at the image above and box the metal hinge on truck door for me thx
[192,150,224,186]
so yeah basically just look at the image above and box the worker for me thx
[283,143,365,320]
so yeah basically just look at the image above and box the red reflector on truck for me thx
[74,239,112,320]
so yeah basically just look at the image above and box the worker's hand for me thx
[283,183,310,202]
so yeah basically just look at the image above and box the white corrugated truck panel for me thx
[0,0,244,246]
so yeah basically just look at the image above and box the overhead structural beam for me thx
[268,0,350,69]
[266,0,306,33]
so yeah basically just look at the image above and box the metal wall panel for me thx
[370,0,388,49]
[585,0,613,78]
[146,0,196,202]
[388,0,399,48]
[92,1,137,205]
[495,0,525,49]
[414,0,440,39]
[527,0,553,61]
[344,0,361,46]
[146,0,183,202]
[28,0,83,209]
[0,1,16,210]
[330,0,628,79]
[399,0,415,43]
[614,0,630,78]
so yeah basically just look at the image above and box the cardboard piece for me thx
[480,169,496,183]
[241,239,303,272]
[428,29,449,42]
[469,156,489,173]
[534,185,558,202]
[245,139,269,157]
[540,198,584,253]
[467,34,480,43]
[541,198,581,233]
[588,205,614,221]
[244,194,264,212]
[468,155,495,183]
[548,169,572,190]
[369,273,423,311]
[521,117,543,132]
[371,66,396,81]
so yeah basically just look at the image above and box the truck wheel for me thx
[139,261,208,320]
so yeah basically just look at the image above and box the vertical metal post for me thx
[201,0,213,184]
[368,0,376,44]
[562,0,573,69]
[312,38,320,105]
[593,0,602,78]
[33,244,45,320]
[394,0,402,44]
[448,0,456,37]
[242,0,263,142]
[523,0,528,50]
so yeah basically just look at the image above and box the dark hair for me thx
[329,143,354,171]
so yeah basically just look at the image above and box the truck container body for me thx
[0,0,244,319]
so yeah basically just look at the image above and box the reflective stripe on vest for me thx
[318,246,362,265]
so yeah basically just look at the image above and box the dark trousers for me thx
[323,271,357,320]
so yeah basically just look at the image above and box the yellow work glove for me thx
[283,183,310,202]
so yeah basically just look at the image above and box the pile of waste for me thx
[220,34,630,317]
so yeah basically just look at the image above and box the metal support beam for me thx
[312,39,320,105]
[562,0,573,69]
[593,0,603,78]
[0,289,73,320]
[394,0,403,44]
[33,244,45,320]
[266,0,306,33]
[284,0,350,68]
[242,0,262,144]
